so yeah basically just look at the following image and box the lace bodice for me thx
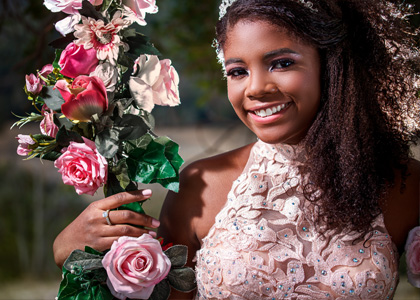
[195,141,399,299]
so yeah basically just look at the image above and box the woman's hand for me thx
[53,189,160,268]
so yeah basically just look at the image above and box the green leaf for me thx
[95,128,120,159]
[110,159,131,190]
[56,127,84,147]
[40,86,65,111]
[79,1,106,21]
[114,114,150,141]
[126,134,183,192]
[126,33,161,57]
[55,113,74,130]
[40,150,62,161]
[100,0,113,12]
[167,267,197,293]
[148,279,171,300]
[164,245,188,268]
[104,171,125,197]
[90,284,114,300]
[53,49,64,68]
[63,250,104,272]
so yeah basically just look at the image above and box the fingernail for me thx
[142,189,152,196]
[149,230,157,237]
[152,219,160,228]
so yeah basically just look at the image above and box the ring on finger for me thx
[102,209,113,226]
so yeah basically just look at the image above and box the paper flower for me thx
[122,0,158,25]
[405,226,420,288]
[59,43,99,78]
[54,75,108,122]
[54,137,108,195]
[102,234,171,300]
[73,11,130,64]
[129,54,180,113]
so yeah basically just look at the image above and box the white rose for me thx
[129,55,180,113]
[90,62,119,92]
[55,14,81,36]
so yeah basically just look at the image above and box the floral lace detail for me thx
[195,140,399,299]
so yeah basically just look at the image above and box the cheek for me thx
[227,82,243,111]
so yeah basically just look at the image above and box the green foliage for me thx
[126,134,184,192]
[57,244,196,300]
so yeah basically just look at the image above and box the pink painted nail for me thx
[152,219,160,228]
[142,189,152,196]
[149,231,157,237]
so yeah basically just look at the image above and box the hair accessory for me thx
[219,0,318,20]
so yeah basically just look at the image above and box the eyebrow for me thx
[225,48,300,66]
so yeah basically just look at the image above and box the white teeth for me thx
[254,103,289,117]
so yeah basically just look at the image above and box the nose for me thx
[245,71,278,98]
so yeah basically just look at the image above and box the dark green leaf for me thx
[148,279,170,300]
[90,284,114,300]
[40,150,62,161]
[63,250,104,272]
[114,114,150,141]
[56,127,84,147]
[126,33,161,57]
[40,86,65,111]
[79,1,105,21]
[95,129,120,159]
[164,245,188,268]
[110,159,131,190]
[118,201,145,214]
[55,113,74,130]
[104,172,125,197]
[167,268,197,293]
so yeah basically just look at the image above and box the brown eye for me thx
[271,59,294,71]
[227,68,248,78]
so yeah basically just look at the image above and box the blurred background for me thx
[0,0,419,299]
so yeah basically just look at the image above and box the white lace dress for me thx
[195,141,399,299]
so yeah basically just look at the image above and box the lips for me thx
[253,102,291,118]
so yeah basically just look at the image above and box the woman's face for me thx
[223,20,321,144]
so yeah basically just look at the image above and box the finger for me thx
[102,224,157,240]
[106,210,160,228]
[94,189,152,210]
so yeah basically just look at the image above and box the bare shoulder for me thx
[383,159,420,253]
[158,143,254,250]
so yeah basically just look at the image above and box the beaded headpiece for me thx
[219,0,318,20]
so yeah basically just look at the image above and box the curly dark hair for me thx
[215,0,420,234]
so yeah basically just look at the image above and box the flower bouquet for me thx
[13,0,195,299]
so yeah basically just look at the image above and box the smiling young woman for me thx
[224,20,321,145]
[52,0,420,299]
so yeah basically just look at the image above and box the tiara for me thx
[219,0,318,20]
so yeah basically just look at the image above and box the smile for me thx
[253,103,291,118]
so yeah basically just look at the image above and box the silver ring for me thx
[102,209,113,225]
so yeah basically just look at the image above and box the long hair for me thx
[215,0,420,234]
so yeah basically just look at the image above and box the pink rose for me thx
[55,75,108,122]
[43,0,103,15]
[59,43,98,78]
[129,55,180,113]
[122,0,158,25]
[16,134,36,156]
[54,137,107,195]
[102,234,171,300]
[40,105,59,138]
[25,73,43,95]
[405,226,420,288]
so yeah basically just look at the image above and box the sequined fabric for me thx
[195,140,399,300]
